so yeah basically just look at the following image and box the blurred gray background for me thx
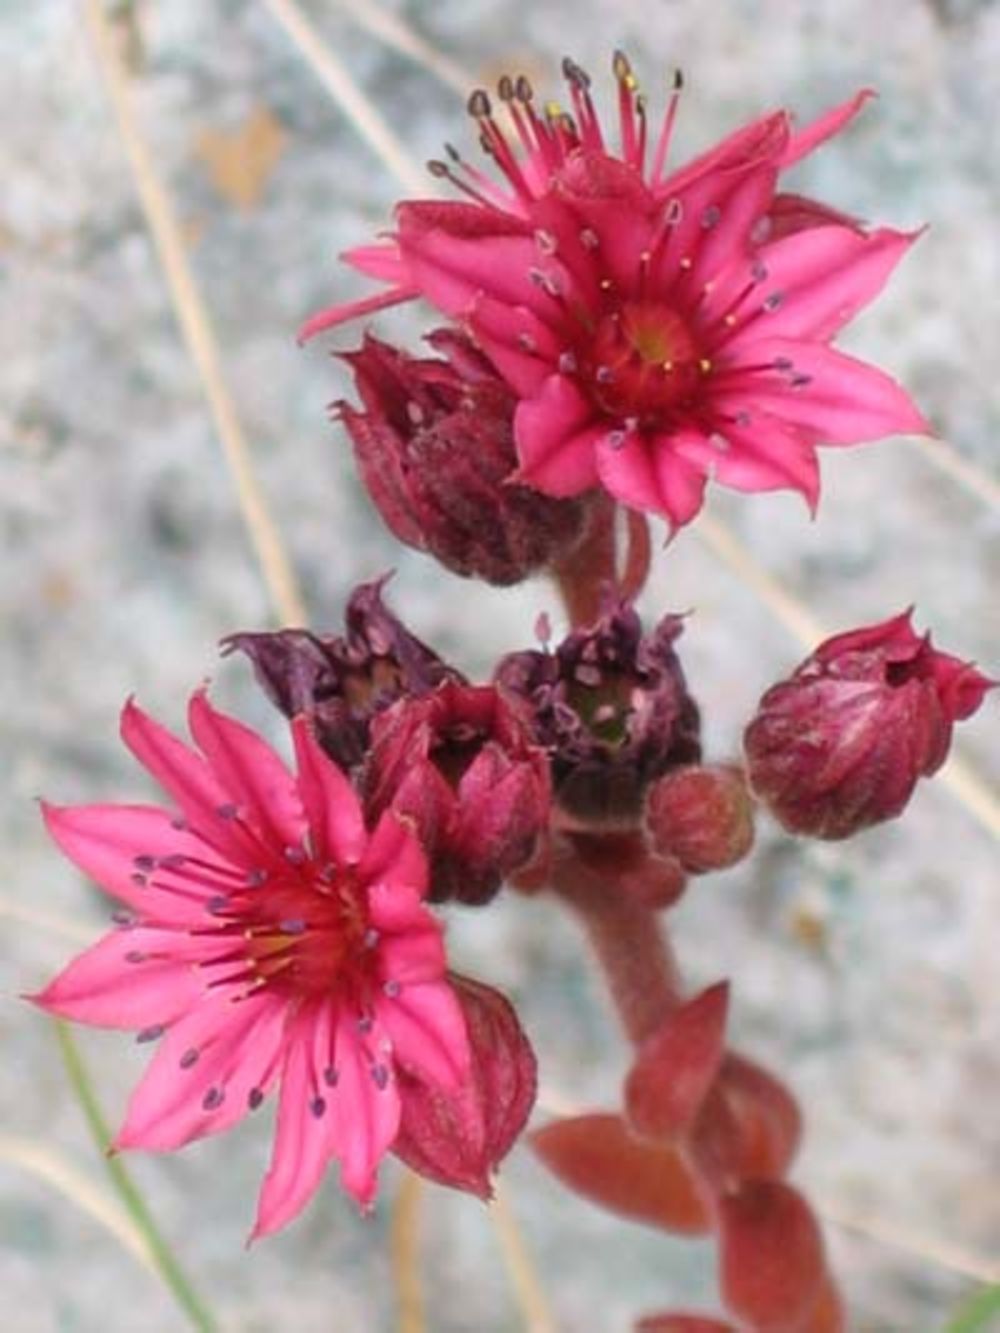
[2,1,999,1329]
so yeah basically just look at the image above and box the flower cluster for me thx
[35,47,993,1333]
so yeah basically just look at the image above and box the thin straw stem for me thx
[390,1170,427,1333]
[490,1184,559,1333]
[85,0,307,627]
[262,0,431,195]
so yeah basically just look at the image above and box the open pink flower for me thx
[31,692,471,1238]
[306,55,928,528]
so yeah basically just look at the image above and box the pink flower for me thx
[31,692,472,1238]
[305,55,928,528]
[744,609,995,838]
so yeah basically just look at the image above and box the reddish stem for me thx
[551,858,682,1046]
[550,494,617,627]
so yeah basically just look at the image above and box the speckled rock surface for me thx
[2,2,998,1330]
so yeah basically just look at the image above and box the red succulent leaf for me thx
[529,1112,713,1235]
[392,973,536,1198]
[635,1316,736,1333]
[718,1180,826,1331]
[692,1056,802,1187]
[624,982,730,1140]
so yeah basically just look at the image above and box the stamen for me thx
[245,868,269,888]
[323,1066,339,1087]
[371,1064,390,1091]
[279,918,307,936]
[650,68,684,185]
[383,980,402,998]
[202,1086,224,1111]
[248,1087,264,1110]
[763,291,785,312]
[136,1024,165,1043]
[284,845,306,865]
[179,1047,200,1070]
[133,855,156,872]
[125,950,146,964]
[309,1096,327,1119]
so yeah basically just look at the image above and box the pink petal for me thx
[358,810,427,903]
[377,922,447,987]
[253,1002,340,1237]
[513,375,603,495]
[595,429,708,528]
[782,89,876,167]
[330,1007,401,1206]
[29,927,206,1029]
[717,338,930,443]
[41,801,225,925]
[187,692,306,853]
[661,110,789,200]
[465,295,562,398]
[291,717,366,866]
[682,160,780,294]
[117,992,287,1151]
[398,202,545,319]
[551,151,658,291]
[376,980,468,1091]
[342,242,406,282]
[694,410,820,509]
[298,283,420,344]
[715,225,918,345]
[120,699,249,860]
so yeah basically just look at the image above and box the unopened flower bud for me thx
[364,681,550,904]
[338,333,585,585]
[223,578,459,770]
[644,765,755,873]
[393,974,537,1198]
[496,598,701,826]
[744,610,994,839]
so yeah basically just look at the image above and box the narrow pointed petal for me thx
[782,89,875,167]
[595,430,708,528]
[330,1008,401,1206]
[120,699,249,859]
[253,1004,341,1237]
[692,411,820,508]
[377,923,447,986]
[342,242,406,282]
[30,927,206,1029]
[718,225,919,344]
[376,980,468,1090]
[466,295,563,398]
[718,339,930,444]
[291,716,366,865]
[117,994,287,1151]
[514,375,603,495]
[360,810,428,906]
[41,801,224,923]
[188,692,306,851]
[299,283,420,343]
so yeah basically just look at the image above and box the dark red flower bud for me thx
[529,1112,713,1236]
[364,681,550,904]
[337,333,585,585]
[744,610,994,839]
[645,765,755,873]
[496,598,701,826]
[392,974,537,1198]
[223,578,459,770]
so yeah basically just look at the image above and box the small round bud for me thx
[644,765,755,873]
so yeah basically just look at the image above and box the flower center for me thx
[206,860,373,1000]
[584,300,701,422]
